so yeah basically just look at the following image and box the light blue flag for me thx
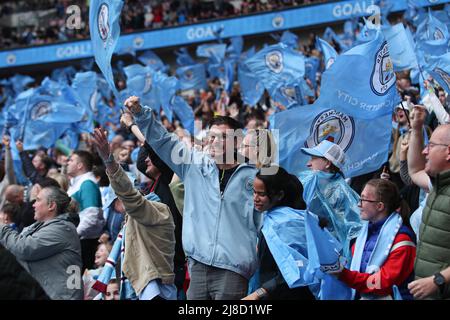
[426,52,450,94]
[171,95,195,135]
[416,9,449,58]
[354,19,378,45]
[97,74,112,100]
[208,59,235,92]
[271,81,305,109]
[123,64,160,114]
[270,99,393,178]
[12,89,84,150]
[280,30,299,49]
[382,23,418,71]
[319,30,399,119]
[9,74,35,96]
[237,63,264,106]
[303,210,352,300]
[175,47,196,66]
[176,64,207,91]
[305,57,320,89]
[196,43,227,62]
[155,72,179,122]
[316,37,338,70]
[240,46,256,61]
[227,36,244,58]
[404,0,426,27]
[137,50,166,72]
[89,0,124,97]
[51,66,77,85]
[244,43,305,96]
[71,71,99,133]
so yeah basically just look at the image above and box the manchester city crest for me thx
[305,109,355,152]
[98,3,110,42]
[272,15,284,28]
[265,50,283,74]
[434,67,450,90]
[31,101,52,120]
[371,41,395,96]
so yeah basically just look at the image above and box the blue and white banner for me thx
[89,0,124,96]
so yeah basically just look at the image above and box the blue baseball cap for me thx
[301,140,346,170]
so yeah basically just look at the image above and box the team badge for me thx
[265,50,283,74]
[371,41,395,96]
[98,3,110,42]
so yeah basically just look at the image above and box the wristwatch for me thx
[255,288,268,299]
[433,272,446,294]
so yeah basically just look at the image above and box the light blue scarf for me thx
[349,213,403,300]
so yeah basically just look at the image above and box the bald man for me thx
[407,106,450,300]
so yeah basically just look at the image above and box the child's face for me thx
[0,211,10,224]
[105,283,119,300]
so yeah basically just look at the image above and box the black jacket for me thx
[137,143,185,269]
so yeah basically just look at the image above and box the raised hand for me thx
[15,140,24,152]
[410,105,427,131]
[124,96,142,114]
[120,111,135,128]
[91,128,111,162]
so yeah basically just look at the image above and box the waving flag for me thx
[244,43,305,96]
[316,37,338,70]
[271,32,395,178]
[227,36,244,58]
[89,0,124,97]
[305,57,320,89]
[271,81,305,109]
[237,63,264,106]
[71,71,99,133]
[196,43,227,62]
[123,64,160,113]
[176,64,207,91]
[382,23,418,71]
[426,52,450,94]
[175,47,196,66]
[416,10,449,58]
[10,89,85,150]
[319,30,399,119]
[155,72,179,122]
[280,30,299,49]
[171,95,195,135]
[138,50,166,72]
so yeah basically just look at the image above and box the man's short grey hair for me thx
[43,186,71,215]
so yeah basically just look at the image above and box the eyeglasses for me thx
[358,198,381,205]
[426,142,449,150]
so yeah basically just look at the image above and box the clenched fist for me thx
[124,96,142,115]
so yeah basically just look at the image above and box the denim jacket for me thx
[136,107,260,279]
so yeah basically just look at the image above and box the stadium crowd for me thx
[0,0,327,49]
[0,1,450,301]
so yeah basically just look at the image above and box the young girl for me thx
[327,179,416,300]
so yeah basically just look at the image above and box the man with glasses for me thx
[123,96,260,300]
[407,105,450,299]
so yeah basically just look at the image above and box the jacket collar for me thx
[435,169,450,192]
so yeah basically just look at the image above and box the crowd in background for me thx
[0,0,327,49]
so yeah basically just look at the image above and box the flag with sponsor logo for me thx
[89,0,124,97]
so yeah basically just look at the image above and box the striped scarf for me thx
[92,226,137,300]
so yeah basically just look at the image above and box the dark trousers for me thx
[80,238,99,272]
[187,258,248,300]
